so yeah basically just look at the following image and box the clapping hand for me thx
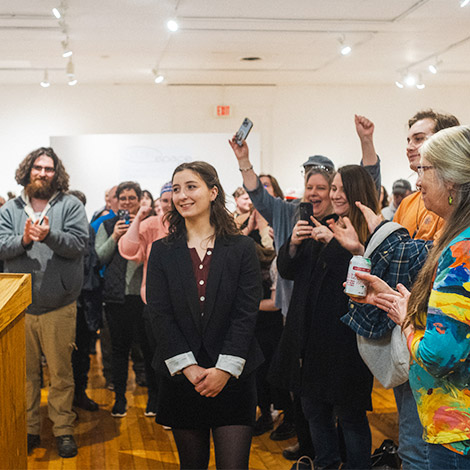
[24,216,50,244]
[376,284,411,327]
[327,216,364,255]
[355,201,384,234]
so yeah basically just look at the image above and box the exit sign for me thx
[215,105,231,117]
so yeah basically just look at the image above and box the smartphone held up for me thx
[117,209,130,225]
[235,118,253,146]
[299,202,314,226]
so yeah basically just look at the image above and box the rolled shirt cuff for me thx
[215,354,246,379]
[165,352,198,376]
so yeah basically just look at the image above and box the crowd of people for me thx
[0,109,469,470]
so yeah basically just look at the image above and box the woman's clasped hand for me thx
[183,365,231,398]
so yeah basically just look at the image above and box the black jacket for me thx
[146,234,264,378]
[273,234,373,410]
[101,216,128,303]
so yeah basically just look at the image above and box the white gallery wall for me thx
[0,83,469,217]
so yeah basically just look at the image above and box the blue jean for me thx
[393,381,429,470]
[301,396,371,469]
[428,443,470,469]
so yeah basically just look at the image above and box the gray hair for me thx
[420,125,470,196]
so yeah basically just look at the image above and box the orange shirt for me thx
[393,191,444,241]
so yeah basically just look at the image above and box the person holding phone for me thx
[277,165,379,470]
[95,181,155,418]
[228,114,381,317]
[229,115,381,463]
[146,161,263,470]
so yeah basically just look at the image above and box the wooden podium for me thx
[0,273,31,470]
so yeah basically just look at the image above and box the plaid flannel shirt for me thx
[341,227,432,339]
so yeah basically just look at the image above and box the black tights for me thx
[172,425,253,470]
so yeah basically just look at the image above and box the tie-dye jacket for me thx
[409,227,470,455]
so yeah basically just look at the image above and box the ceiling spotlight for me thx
[152,67,165,83]
[61,40,73,58]
[415,74,425,89]
[395,80,404,89]
[52,1,67,19]
[404,73,417,87]
[40,70,50,88]
[68,77,77,86]
[428,58,442,75]
[52,7,62,19]
[338,35,352,56]
[460,0,470,7]
[167,19,179,32]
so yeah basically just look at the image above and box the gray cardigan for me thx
[0,192,89,314]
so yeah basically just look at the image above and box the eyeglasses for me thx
[301,164,333,176]
[118,195,138,202]
[416,165,434,176]
[32,164,55,174]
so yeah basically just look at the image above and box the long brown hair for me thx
[406,126,470,329]
[338,165,379,244]
[15,147,70,192]
[259,174,285,199]
[165,161,239,242]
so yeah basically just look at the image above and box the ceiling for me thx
[1,0,469,88]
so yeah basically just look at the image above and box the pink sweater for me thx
[118,215,167,303]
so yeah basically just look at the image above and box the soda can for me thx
[345,256,371,298]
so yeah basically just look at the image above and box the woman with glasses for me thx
[348,126,470,469]
[95,181,156,418]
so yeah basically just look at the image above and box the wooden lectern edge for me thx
[0,274,32,333]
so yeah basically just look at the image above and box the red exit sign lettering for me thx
[215,105,231,117]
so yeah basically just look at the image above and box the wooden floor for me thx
[27,343,399,469]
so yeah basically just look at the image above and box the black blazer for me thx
[146,234,264,378]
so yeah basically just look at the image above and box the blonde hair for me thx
[406,125,470,329]
[232,187,247,199]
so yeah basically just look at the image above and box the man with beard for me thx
[0,147,88,458]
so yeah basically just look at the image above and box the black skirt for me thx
[155,371,257,429]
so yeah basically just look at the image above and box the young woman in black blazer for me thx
[146,161,263,470]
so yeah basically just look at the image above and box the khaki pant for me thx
[25,302,77,437]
